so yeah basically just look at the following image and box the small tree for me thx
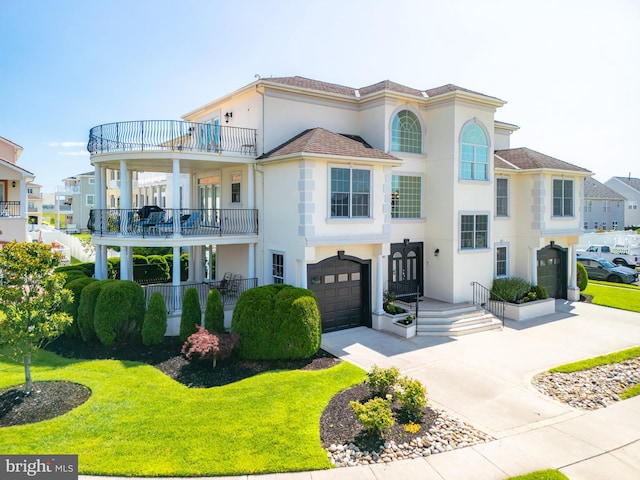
[0,241,73,394]
[181,326,239,368]
[142,291,167,346]
[180,287,201,341]
[204,288,225,333]
[576,262,588,291]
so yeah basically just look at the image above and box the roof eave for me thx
[427,90,507,109]
[258,152,403,166]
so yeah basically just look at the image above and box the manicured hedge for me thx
[142,291,167,346]
[576,261,588,291]
[64,277,97,337]
[94,280,146,347]
[77,279,115,342]
[231,284,321,360]
[180,287,202,341]
[204,289,225,333]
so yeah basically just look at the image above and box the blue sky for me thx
[1,0,638,192]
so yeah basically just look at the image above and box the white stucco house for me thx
[0,135,35,244]
[87,76,590,335]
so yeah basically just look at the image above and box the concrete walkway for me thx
[81,300,640,480]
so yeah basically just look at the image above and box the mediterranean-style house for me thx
[87,76,591,334]
[605,176,640,229]
[0,135,35,244]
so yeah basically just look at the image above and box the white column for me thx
[120,246,130,281]
[247,164,255,209]
[248,244,255,280]
[567,245,580,301]
[173,246,181,312]
[120,161,130,209]
[173,159,181,234]
[530,248,538,285]
[19,179,27,218]
[299,259,307,289]
[94,167,106,279]
[375,255,384,314]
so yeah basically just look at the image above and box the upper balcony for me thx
[87,120,258,163]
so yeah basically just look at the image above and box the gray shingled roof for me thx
[264,76,497,101]
[495,147,591,173]
[258,128,400,161]
[584,177,626,200]
[611,176,640,193]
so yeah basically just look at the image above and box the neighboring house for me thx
[0,135,34,244]
[605,176,640,229]
[26,182,44,227]
[55,171,95,233]
[583,177,626,232]
[87,76,590,334]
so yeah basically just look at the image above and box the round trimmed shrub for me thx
[142,291,167,346]
[204,288,225,333]
[94,280,146,347]
[77,279,115,342]
[180,287,202,341]
[576,262,588,291]
[107,257,120,279]
[231,284,321,360]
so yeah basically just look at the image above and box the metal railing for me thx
[142,278,258,314]
[87,120,257,156]
[471,281,506,328]
[0,201,20,217]
[88,207,258,237]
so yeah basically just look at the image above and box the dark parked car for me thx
[577,257,639,284]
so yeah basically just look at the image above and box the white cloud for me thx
[48,141,86,148]
[57,150,90,156]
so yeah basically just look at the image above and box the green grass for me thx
[0,349,364,476]
[506,470,569,480]
[583,282,640,312]
[550,346,640,373]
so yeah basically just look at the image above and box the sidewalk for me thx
[81,300,640,480]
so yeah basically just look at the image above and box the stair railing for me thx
[470,282,506,329]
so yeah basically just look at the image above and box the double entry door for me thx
[388,242,423,297]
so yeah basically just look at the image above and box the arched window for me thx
[460,123,488,180]
[391,110,422,153]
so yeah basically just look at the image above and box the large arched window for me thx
[391,110,422,153]
[460,123,489,180]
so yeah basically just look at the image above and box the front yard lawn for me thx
[584,281,640,313]
[0,349,364,476]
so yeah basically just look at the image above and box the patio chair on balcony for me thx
[180,211,201,230]
[136,211,165,234]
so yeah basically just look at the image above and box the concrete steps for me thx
[397,300,503,336]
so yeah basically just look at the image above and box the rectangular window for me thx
[584,200,592,213]
[460,214,488,250]
[612,221,618,230]
[602,222,607,231]
[86,194,95,206]
[584,222,588,230]
[231,173,241,203]
[602,200,610,213]
[496,178,508,217]
[496,246,507,277]
[272,253,284,284]
[391,175,421,218]
[552,179,574,217]
[629,201,638,210]
[89,178,96,185]
[330,167,370,218]
[594,221,598,230]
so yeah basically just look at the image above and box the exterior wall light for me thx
[434,248,440,256]
[224,112,233,123]
[12,181,16,187]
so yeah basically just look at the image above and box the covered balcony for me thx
[88,207,258,238]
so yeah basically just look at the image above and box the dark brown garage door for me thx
[307,253,371,332]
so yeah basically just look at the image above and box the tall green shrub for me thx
[180,287,201,341]
[94,280,146,346]
[142,291,167,346]
[64,277,97,337]
[77,279,114,342]
[204,288,225,333]
[231,284,321,360]
[491,277,533,303]
[576,262,588,291]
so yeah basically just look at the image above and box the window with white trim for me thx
[612,221,618,230]
[629,201,638,210]
[272,252,284,284]
[86,194,95,206]
[391,110,422,153]
[602,222,607,231]
[584,200,592,213]
[330,167,371,217]
[602,200,610,213]
[460,123,488,180]
[496,178,508,217]
[231,173,241,203]
[496,245,508,277]
[552,179,574,217]
[391,175,421,218]
[460,214,488,249]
